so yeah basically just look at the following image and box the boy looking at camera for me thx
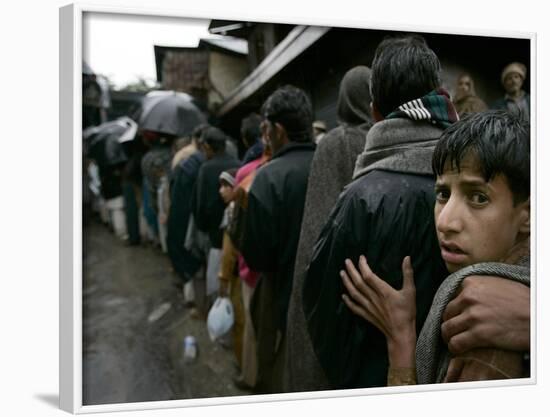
[341,110,530,385]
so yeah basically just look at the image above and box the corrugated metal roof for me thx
[217,25,330,116]
[208,20,254,38]
[200,37,248,55]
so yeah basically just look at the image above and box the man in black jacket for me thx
[302,35,455,389]
[166,146,205,285]
[241,85,316,393]
[192,126,240,250]
[167,125,209,287]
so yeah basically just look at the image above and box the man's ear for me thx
[517,197,530,235]
[275,122,289,144]
[371,103,384,122]
[203,143,213,155]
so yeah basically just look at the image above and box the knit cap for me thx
[219,167,238,187]
[501,62,527,84]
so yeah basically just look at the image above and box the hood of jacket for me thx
[353,118,444,180]
[337,66,373,127]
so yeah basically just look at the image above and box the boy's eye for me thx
[470,192,489,205]
[435,187,450,202]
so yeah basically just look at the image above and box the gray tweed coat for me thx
[416,259,530,384]
[283,66,373,392]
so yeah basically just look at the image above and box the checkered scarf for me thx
[386,88,459,129]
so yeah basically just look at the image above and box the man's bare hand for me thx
[441,276,530,355]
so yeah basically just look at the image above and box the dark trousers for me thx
[250,272,285,394]
[123,181,140,245]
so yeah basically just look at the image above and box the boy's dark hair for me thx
[241,113,262,147]
[263,85,313,143]
[200,126,227,153]
[371,35,441,117]
[432,110,530,204]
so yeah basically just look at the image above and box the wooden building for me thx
[208,21,530,140]
[153,37,249,115]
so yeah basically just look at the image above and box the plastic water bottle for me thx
[183,335,197,363]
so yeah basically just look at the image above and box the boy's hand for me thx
[341,256,417,367]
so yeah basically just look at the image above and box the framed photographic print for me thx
[60,2,536,414]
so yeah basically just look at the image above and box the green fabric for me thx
[386,89,459,130]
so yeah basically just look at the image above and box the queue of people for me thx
[87,33,531,395]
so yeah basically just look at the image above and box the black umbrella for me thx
[84,117,137,168]
[83,117,137,144]
[138,90,206,138]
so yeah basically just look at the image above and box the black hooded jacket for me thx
[241,141,316,333]
[302,118,448,389]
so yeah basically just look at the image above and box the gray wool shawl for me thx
[416,259,531,384]
[353,118,443,179]
[283,66,375,392]
[283,123,370,392]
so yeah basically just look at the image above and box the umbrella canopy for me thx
[138,90,206,138]
[84,117,137,167]
[116,116,138,143]
[84,117,137,145]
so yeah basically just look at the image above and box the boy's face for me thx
[434,152,529,273]
[219,183,234,204]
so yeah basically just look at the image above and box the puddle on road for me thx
[148,302,172,323]
[103,297,127,307]
[83,285,98,296]
[83,222,249,404]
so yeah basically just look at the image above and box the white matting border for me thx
[59,2,537,414]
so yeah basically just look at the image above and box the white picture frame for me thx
[59,1,540,415]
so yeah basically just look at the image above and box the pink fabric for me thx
[238,256,259,288]
[235,156,263,288]
[235,157,263,185]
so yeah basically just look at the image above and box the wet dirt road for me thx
[82,221,250,406]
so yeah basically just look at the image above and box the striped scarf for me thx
[386,88,459,129]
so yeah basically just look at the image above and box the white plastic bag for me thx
[207,296,234,342]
